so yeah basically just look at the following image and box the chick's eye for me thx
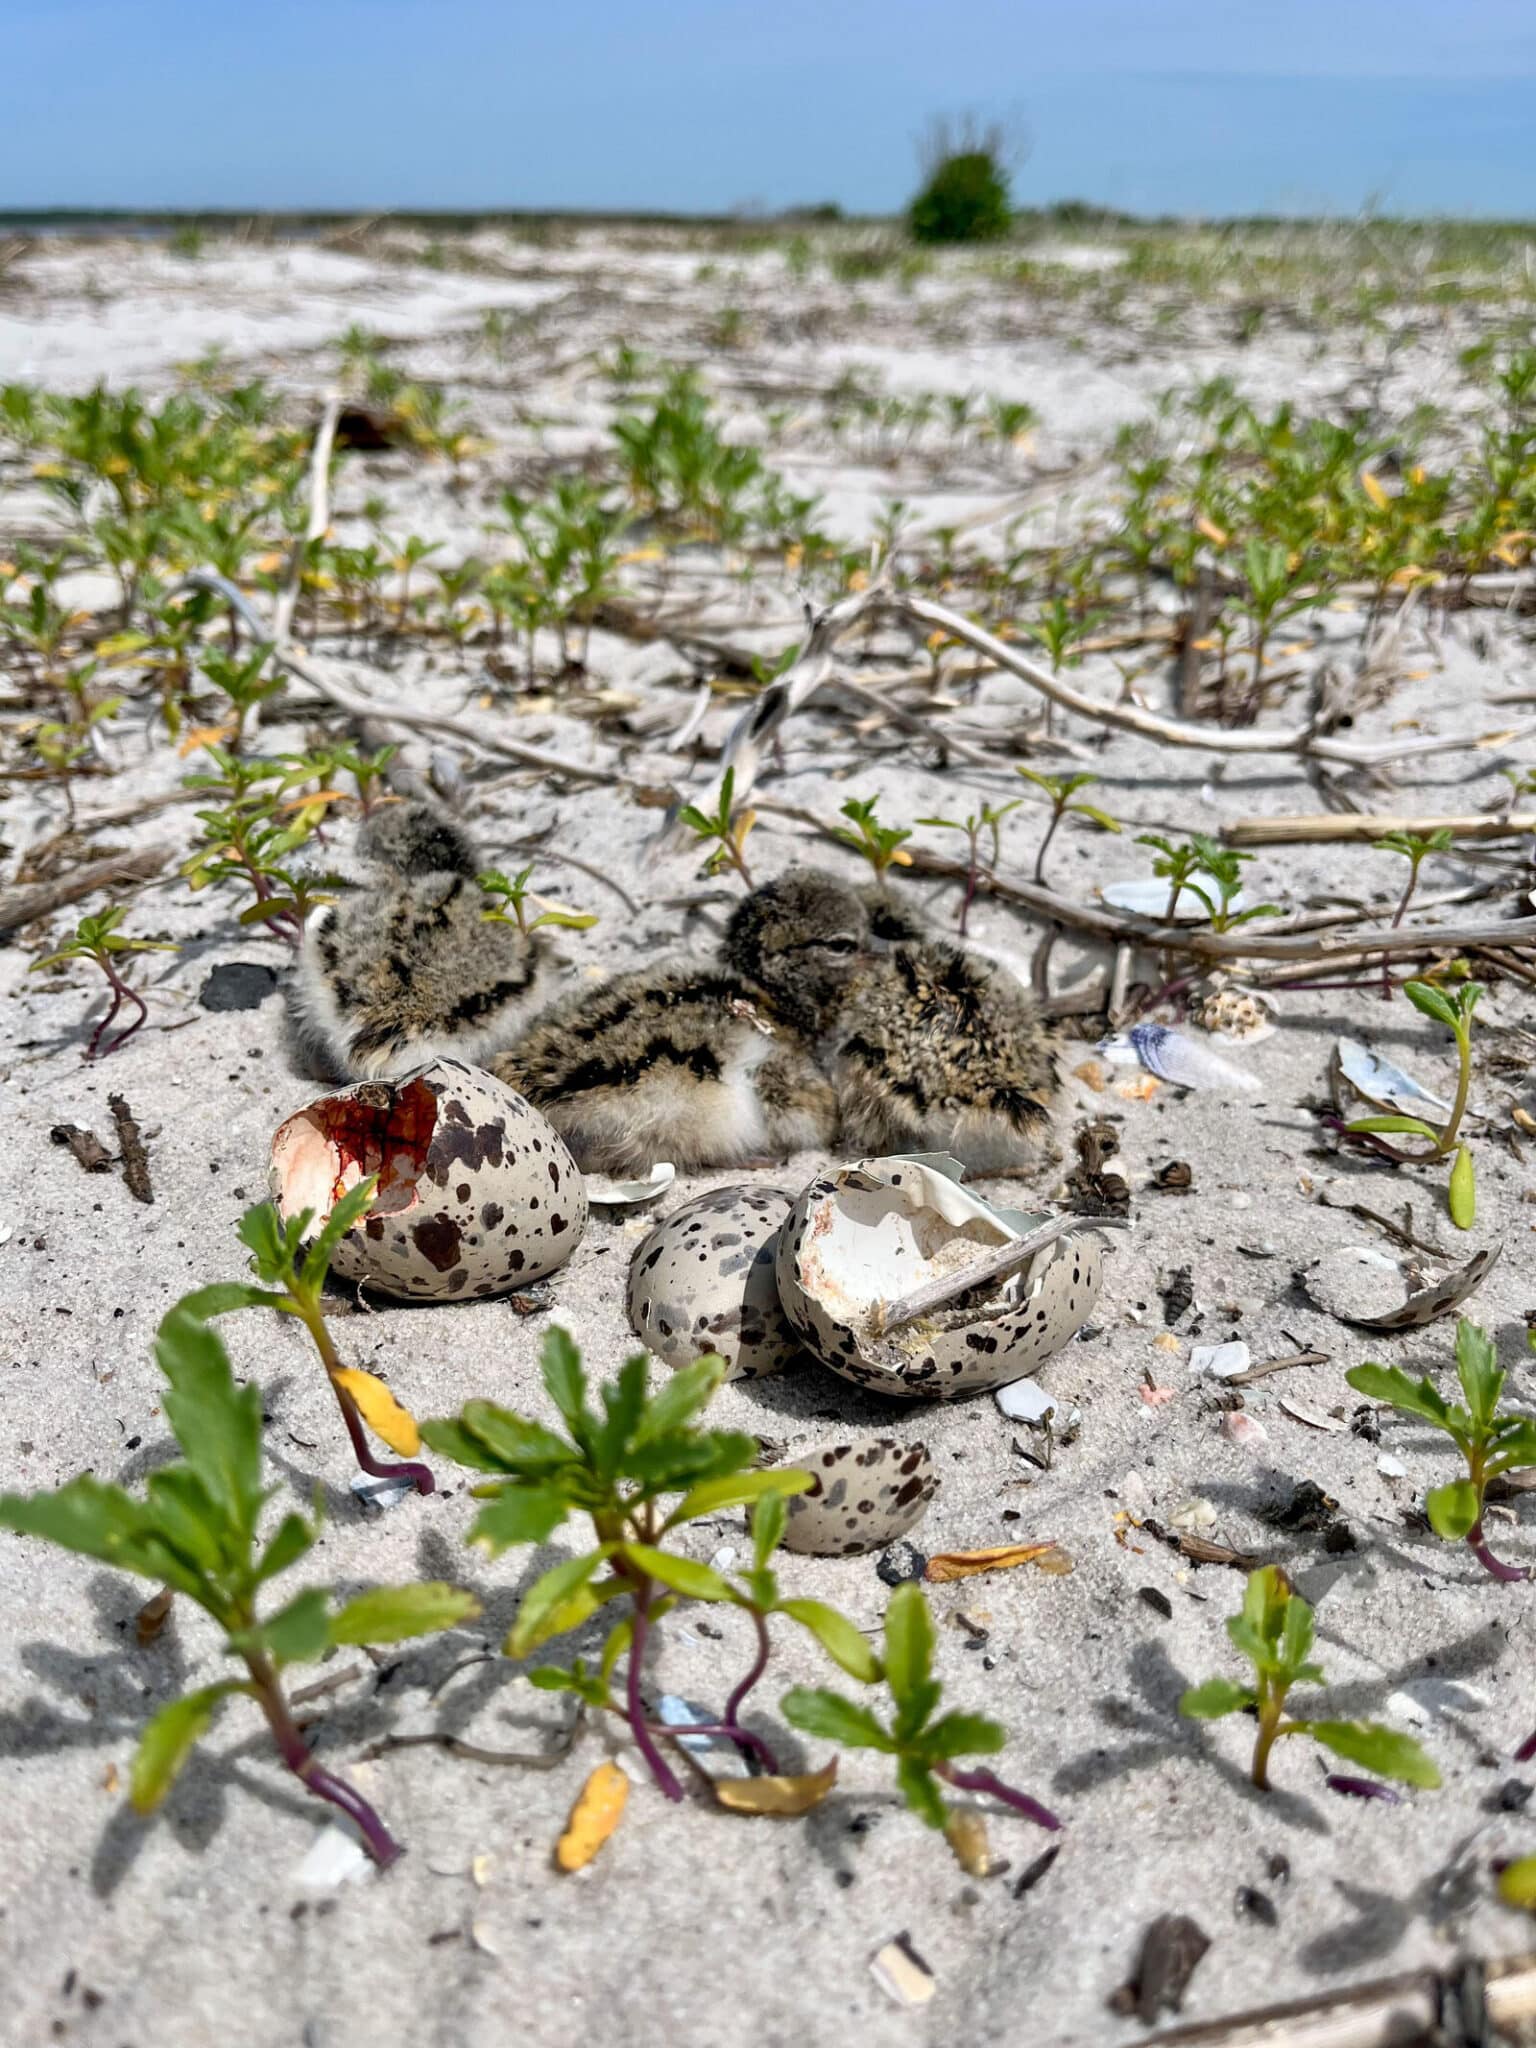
[818,936,858,957]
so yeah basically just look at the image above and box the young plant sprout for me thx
[478,865,598,938]
[915,798,1022,933]
[1374,828,1454,929]
[426,1332,1053,1844]
[1181,1566,1439,1796]
[1346,1318,1536,1583]
[1343,980,1480,1228]
[30,906,177,1059]
[675,766,757,888]
[831,794,914,882]
[178,1184,436,1496]
[1014,768,1120,887]
[782,1581,1060,1833]
[0,1306,476,1865]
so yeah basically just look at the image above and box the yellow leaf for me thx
[714,1759,838,1817]
[944,1808,995,1875]
[890,849,914,867]
[177,722,238,756]
[1409,464,1426,485]
[1498,1856,1536,1911]
[555,1761,629,1870]
[1195,516,1227,547]
[847,568,869,592]
[924,1542,1071,1583]
[784,544,803,573]
[618,546,664,566]
[332,1367,421,1455]
[1359,469,1390,511]
[253,551,285,574]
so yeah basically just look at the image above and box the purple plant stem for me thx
[1513,1727,1536,1764]
[937,1764,1063,1832]
[1469,1522,1531,1583]
[249,1655,402,1866]
[331,1378,435,1496]
[623,1581,686,1802]
[724,1608,772,1728]
[98,983,148,1058]
[1325,1774,1401,1805]
[654,1720,782,1774]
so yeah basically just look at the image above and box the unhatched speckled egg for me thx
[781,1437,937,1556]
[626,1183,806,1380]
[270,1058,586,1302]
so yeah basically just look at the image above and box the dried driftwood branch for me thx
[1145,1949,1536,2047]
[0,845,172,936]
[1226,811,1536,846]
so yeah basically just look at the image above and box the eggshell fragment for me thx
[781,1436,937,1557]
[270,1058,586,1302]
[626,1184,808,1380]
[775,1157,1103,1400]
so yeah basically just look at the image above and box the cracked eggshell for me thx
[775,1157,1102,1400]
[781,1437,937,1557]
[626,1184,806,1380]
[270,1058,586,1302]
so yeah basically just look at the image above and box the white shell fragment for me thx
[994,1378,1064,1424]
[627,1185,806,1380]
[1101,878,1254,922]
[270,1058,587,1302]
[775,1157,1103,1401]
[1190,1341,1250,1381]
[1195,986,1278,1044]
[1302,1242,1502,1331]
[1333,1038,1451,1123]
[1102,1023,1259,1094]
[781,1437,937,1557]
[584,1162,676,1208]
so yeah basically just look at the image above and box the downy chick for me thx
[831,933,1056,1175]
[492,868,869,1174]
[288,801,549,1080]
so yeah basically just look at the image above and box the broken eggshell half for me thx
[270,1057,587,1302]
[626,1183,807,1381]
[780,1437,937,1557]
[775,1156,1103,1400]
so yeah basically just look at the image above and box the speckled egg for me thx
[775,1156,1102,1400]
[269,1058,586,1302]
[627,1184,806,1380]
[781,1437,937,1556]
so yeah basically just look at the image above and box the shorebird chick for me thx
[831,936,1056,1174]
[288,801,549,1080]
[493,868,870,1174]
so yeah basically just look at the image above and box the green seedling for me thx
[1346,1318,1536,1583]
[478,865,598,937]
[197,642,283,749]
[1181,1565,1439,1796]
[915,799,1022,933]
[176,1184,435,1497]
[831,794,914,881]
[1015,769,1120,887]
[1343,979,1480,1227]
[676,766,758,888]
[783,1582,1060,1834]
[1374,829,1454,929]
[30,906,177,1060]
[424,1331,1057,1842]
[1134,832,1279,932]
[0,1305,475,1864]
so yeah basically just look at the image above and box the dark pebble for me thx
[198,962,280,1012]
[876,1540,927,1587]
[1138,1586,1174,1620]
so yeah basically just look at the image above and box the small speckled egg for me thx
[775,1156,1102,1400]
[781,1437,937,1556]
[626,1184,806,1380]
[270,1058,586,1302]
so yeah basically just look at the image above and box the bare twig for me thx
[874,1217,1123,1334]
[1225,811,1536,847]
[271,388,343,650]
[0,846,172,936]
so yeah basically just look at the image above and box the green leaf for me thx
[671,1468,811,1529]
[330,1582,480,1646]
[507,1548,615,1659]
[1488,1420,1536,1474]
[1278,1585,1316,1678]
[237,1200,304,1285]
[1309,1720,1440,1788]
[1069,803,1122,833]
[919,1710,1007,1761]
[153,1308,264,1543]
[1403,980,1458,1029]
[1454,1318,1503,1430]
[1426,1479,1481,1542]
[300,1177,378,1295]
[621,1430,759,1494]
[1448,1146,1476,1231]
[621,1541,735,1603]
[628,1354,727,1446]
[600,1614,634,1683]
[175,1281,288,1320]
[1344,1114,1441,1140]
[778,1599,881,1683]
[130,1682,240,1812]
[452,1401,576,1475]
[1345,1362,1455,1432]
[251,1510,316,1586]
[467,1483,570,1557]
[0,1476,197,1594]
[232,1587,332,1665]
[539,1326,589,1437]
[593,1355,649,1475]
[1180,1678,1257,1719]
[882,1583,935,1705]
[896,1755,949,1830]
[751,1489,789,1571]
[417,1417,514,1473]
[526,1661,609,1707]
[1497,1856,1536,1910]
[780,1686,895,1751]
[143,1467,228,1580]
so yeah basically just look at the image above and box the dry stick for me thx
[170,572,625,787]
[270,388,343,651]
[875,1216,1125,1334]
[108,1093,153,1204]
[1145,1952,1536,2048]
[0,845,172,936]
[1225,811,1536,847]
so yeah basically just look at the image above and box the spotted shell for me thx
[775,1157,1103,1400]
[626,1184,805,1380]
[270,1058,586,1302]
[781,1437,937,1557]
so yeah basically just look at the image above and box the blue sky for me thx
[5,0,1536,218]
